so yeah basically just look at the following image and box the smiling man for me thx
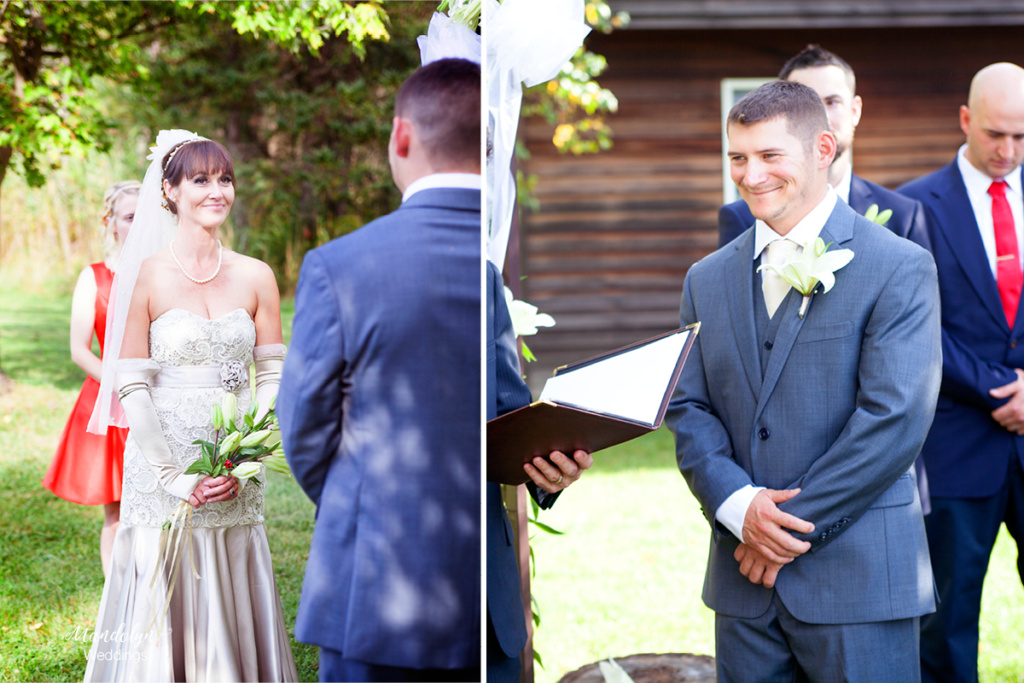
[899,62,1024,683]
[718,45,929,252]
[668,80,941,682]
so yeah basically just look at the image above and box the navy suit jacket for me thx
[669,200,939,624]
[485,261,558,661]
[278,187,481,670]
[719,174,931,251]
[899,161,1024,498]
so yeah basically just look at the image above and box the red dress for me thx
[43,263,127,505]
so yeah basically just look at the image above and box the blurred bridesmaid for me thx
[43,180,140,576]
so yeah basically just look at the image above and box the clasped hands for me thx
[188,475,240,509]
[523,450,594,494]
[734,488,814,588]
[989,368,1024,434]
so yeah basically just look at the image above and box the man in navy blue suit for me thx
[277,59,483,683]
[899,62,1024,683]
[719,45,930,252]
[485,260,592,683]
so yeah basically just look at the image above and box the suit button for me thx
[819,532,829,541]
[1012,339,1018,349]
[758,428,770,440]
[764,340,774,350]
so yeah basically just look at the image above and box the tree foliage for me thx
[0,0,391,194]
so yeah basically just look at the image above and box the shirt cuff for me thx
[715,484,765,543]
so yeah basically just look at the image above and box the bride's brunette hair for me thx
[161,140,235,216]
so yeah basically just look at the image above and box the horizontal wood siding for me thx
[517,24,1023,388]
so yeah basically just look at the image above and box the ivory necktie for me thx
[989,180,1022,327]
[762,239,799,319]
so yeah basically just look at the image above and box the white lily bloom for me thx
[232,462,262,480]
[504,286,556,337]
[758,237,854,318]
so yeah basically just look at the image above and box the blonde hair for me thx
[101,180,142,267]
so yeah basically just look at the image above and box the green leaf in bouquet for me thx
[184,460,208,475]
[244,413,255,429]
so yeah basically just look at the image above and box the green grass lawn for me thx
[0,284,317,682]
[531,429,1024,683]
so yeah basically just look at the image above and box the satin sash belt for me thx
[153,365,247,389]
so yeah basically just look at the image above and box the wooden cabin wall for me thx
[516,25,1024,390]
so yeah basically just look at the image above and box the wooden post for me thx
[502,149,535,683]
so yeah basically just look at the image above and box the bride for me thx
[85,130,298,681]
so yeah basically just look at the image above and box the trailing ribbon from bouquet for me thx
[486,0,591,272]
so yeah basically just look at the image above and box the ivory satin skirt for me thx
[83,522,298,682]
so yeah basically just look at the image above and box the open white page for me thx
[538,328,691,427]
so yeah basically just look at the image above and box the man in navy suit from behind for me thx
[719,45,930,252]
[278,59,483,683]
[898,62,1024,683]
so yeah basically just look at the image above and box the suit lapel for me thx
[752,203,855,426]
[931,163,1007,330]
[724,231,762,398]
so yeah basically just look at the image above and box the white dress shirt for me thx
[833,165,853,205]
[401,173,481,203]
[718,187,840,543]
[956,144,1024,278]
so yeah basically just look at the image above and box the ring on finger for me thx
[555,475,563,484]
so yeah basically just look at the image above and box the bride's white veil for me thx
[88,129,206,434]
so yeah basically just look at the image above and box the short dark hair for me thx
[162,140,235,216]
[779,44,856,95]
[727,80,829,151]
[395,58,480,170]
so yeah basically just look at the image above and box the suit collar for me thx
[399,186,480,213]
[725,231,764,398]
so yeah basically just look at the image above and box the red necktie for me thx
[989,180,1022,327]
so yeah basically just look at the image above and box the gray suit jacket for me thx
[667,200,940,624]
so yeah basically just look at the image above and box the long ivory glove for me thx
[253,344,286,422]
[117,358,201,500]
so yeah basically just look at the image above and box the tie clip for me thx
[997,254,1016,262]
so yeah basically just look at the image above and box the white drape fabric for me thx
[485,0,590,272]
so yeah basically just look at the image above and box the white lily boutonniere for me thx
[863,203,892,227]
[757,237,855,318]
[504,286,556,362]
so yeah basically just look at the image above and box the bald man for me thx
[899,62,1024,683]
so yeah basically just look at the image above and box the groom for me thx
[278,59,481,682]
[667,80,941,681]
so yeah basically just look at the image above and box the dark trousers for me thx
[716,591,920,683]
[318,648,479,683]
[921,455,1024,683]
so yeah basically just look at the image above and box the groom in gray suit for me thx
[667,80,941,681]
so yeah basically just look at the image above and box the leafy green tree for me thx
[0,0,390,227]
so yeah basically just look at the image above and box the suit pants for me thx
[486,617,522,683]
[318,648,479,683]
[715,591,920,683]
[921,454,1024,683]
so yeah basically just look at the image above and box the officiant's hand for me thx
[524,450,593,494]
[189,475,240,508]
[734,543,784,588]
[989,368,1024,434]
[742,488,814,564]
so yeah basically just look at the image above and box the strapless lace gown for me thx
[84,309,298,682]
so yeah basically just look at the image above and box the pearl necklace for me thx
[170,240,223,285]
